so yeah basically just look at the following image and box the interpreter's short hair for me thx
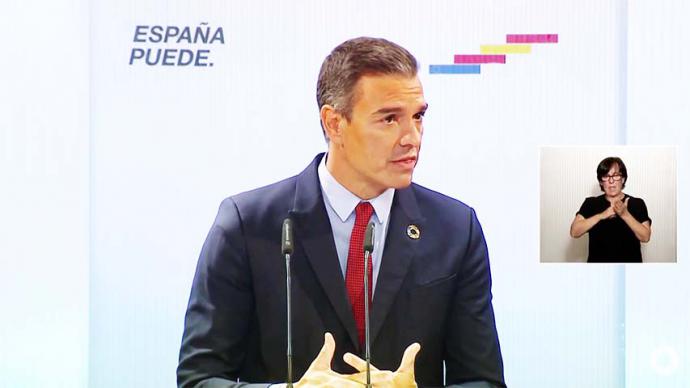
[316,37,418,140]
[597,156,628,191]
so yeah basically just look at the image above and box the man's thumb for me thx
[310,332,335,370]
[397,342,421,373]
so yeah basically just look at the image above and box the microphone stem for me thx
[364,250,372,388]
[286,253,293,388]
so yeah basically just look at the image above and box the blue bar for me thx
[429,64,481,74]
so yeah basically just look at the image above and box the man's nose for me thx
[400,120,422,147]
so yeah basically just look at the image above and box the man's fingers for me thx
[343,370,391,385]
[342,352,366,371]
[310,332,336,370]
[396,343,421,372]
[343,352,380,372]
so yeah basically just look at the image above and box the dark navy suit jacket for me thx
[178,154,505,387]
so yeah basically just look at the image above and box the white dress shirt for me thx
[317,154,394,295]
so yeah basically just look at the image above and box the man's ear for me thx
[320,105,345,145]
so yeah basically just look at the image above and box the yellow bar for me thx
[480,44,532,54]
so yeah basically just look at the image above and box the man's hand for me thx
[613,197,629,217]
[342,342,421,387]
[294,333,363,387]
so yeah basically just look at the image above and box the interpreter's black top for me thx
[577,194,651,263]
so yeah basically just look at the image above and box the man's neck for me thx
[325,153,385,200]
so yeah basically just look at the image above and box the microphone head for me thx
[364,222,375,253]
[282,218,294,255]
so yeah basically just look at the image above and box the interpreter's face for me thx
[335,74,427,198]
[601,164,624,197]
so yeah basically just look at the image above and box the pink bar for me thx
[454,54,506,64]
[507,34,558,43]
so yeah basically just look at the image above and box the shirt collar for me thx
[318,154,394,225]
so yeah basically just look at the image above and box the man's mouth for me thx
[391,156,417,169]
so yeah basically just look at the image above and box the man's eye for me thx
[413,112,426,121]
[383,115,396,124]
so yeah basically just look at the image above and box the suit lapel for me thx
[371,186,424,345]
[290,154,360,349]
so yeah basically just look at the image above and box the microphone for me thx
[281,218,294,388]
[363,222,375,388]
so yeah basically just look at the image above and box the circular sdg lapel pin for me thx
[406,224,420,240]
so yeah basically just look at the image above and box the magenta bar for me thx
[454,54,506,64]
[507,34,558,43]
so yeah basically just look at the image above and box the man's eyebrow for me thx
[372,106,404,115]
[372,103,429,115]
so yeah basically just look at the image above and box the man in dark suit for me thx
[178,37,505,387]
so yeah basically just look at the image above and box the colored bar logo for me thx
[507,34,558,43]
[480,45,532,54]
[430,34,558,76]
[429,65,481,74]
[454,55,506,64]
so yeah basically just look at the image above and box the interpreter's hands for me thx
[613,197,629,217]
[600,205,616,220]
[342,342,421,387]
[294,333,362,388]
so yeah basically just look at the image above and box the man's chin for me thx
[389,176,414,189]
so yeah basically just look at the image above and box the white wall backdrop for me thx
[0,1,90,388]
[626,1,690,387]
[89,1,628,387]
[541,147,676,262]
[1,0,689,387]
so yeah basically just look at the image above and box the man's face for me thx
[601,164,624,197]
[327,74,427,199]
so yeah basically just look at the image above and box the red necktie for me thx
[345,202,374,347]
